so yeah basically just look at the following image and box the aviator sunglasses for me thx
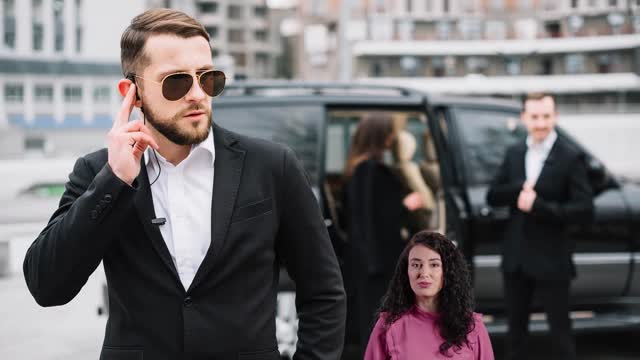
[129,69,226,101]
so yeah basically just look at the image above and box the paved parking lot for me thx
[0,271,106,360]
[1,269,638,360]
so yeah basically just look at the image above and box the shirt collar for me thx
[144,127,215,167]
[526,130,557,151]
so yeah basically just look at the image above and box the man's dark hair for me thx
[120,8,210,77]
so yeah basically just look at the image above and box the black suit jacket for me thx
[486,135,593,280]
[23,124,346,360]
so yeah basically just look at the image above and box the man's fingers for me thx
[124,120,154,137]
[114,85,137,129]
[128,132,159,150]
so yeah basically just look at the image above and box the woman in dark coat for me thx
[344,114,423,354]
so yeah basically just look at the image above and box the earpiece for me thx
[126,74,141,101]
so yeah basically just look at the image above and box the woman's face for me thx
[408,244,444,303]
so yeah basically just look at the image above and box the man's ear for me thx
[117,78,142,108]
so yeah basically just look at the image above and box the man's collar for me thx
[144,127,215,167]
[526,130,557,151]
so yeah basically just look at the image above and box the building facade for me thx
[0,0,147,157]
[295,0,640,114]
[154,0,282,80]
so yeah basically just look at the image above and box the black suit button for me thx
[90,210,98,219]
[104,194,112,203]
[184,296,193,307]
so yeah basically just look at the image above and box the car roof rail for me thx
[222,81,419,98]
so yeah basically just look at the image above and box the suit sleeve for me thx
[276,147,347,360]
[486,150,524,207]
[23,156,137,307]
[530,153,593,224]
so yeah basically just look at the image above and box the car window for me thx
[213,104,323,185]
[452,107,525,185]
[326,110,428,174]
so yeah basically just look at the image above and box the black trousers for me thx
[503,270,576,360]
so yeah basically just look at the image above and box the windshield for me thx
[213,104,323,185]
[453,107,525,185]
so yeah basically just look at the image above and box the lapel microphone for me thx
[151,218,166,225]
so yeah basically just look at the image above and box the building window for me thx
[93,86,110,103]
[400,56,420,76]
[54,0,64,52]
[571,0,578,8]
[443,0,449,13]
[465,57,488,74]
[540,58,553,75]
[229,29,244,43]
[372,62,383,77]
[34,85,53,103]
[254,30,268,41]
[75,0,83,52]
[3,0,16,49]
[32,0,44,50]
[505,57,522,75]
[32,23,44,51]
[255,52,269,76]
[486,20,507,40]
[609,0,618,6]
[406,0,412,12]
[5,84,23,103]
[254,5,267,17]
[231,52,246,67]
[229,5,243,19]
[196,1,218,14]
[565,54,585,74]
[64,86,82,103]
[545,21,561,37]
[206,26,218,38]
[25,137,46,151]
[432,57,445,77]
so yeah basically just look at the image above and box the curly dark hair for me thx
[378,231,475,356]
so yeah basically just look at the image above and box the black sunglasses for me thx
[132,69,226,101]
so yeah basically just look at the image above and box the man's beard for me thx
[143,104,212,146]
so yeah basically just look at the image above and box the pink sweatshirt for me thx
[364,306,494,360]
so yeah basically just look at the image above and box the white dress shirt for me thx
[525,130,557,186]
[144,130,215,290]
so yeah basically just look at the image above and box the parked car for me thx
[98,82,640,356]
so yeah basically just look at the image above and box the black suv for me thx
[98,82,640,357]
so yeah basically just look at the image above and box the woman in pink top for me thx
[364,231,494,360]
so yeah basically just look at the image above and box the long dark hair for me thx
[378,231,475,356]
[344,113,394,178]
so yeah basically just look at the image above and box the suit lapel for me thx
[134,159,181,285]
[188,125,245,292]
[514,141,527,181]
[534,137,561,190]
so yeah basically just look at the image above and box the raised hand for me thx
[107,84,159,185]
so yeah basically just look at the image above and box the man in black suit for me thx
[23,9,346,360]
[487,93,593,360]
